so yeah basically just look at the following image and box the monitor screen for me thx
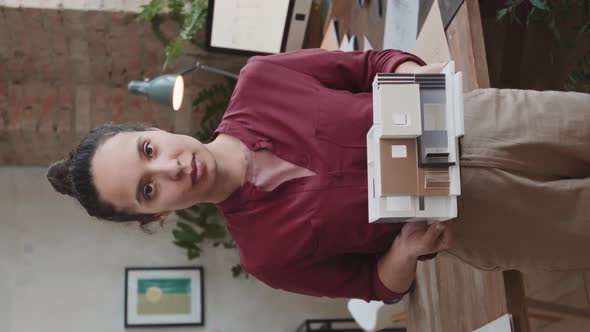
[207,0,293,55]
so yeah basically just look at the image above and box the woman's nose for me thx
[150,159,182,180]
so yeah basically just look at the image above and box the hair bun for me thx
[47,158,74,196]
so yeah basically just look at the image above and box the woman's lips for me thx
[191,154,197,187]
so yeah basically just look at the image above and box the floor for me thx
[524,271,590,331]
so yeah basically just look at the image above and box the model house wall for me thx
[367,62,463,223]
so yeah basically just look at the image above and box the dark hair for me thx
[47,122,158,223]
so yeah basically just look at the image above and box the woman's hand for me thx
[377,220,456,294]
[393,220,457,259]
[394,61,448,74]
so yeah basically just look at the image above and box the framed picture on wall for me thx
[125,267,204,327]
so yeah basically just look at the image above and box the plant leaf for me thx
[530,0,549,11]
[223,241,236,249]
[179,206,208,227]
[497,8,509,22]
[231,264,248,278]
[526,7,536,25]
[174,222,203,242]
[175,208,200,221]
[578,21,590,34]
[180,1,207,40]
[163,36,185,70]
[548,17,561,43]
[188,247,202,260]
[173,240,196,249]
[202,223,227,239]
[167,0,185,17]
[137,0,165,21]
[173,228,202,243]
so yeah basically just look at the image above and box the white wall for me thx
[0,167,350,332]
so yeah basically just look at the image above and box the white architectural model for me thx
[367,62,464,223]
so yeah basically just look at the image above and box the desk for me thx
[323,1,528,331]
[406,2,529,331]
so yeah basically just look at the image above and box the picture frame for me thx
[125,267,204,327]
[205,0,295,56]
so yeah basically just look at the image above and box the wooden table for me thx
[323,1,526,331]
[320,1,590,330]
[404,2,524,331]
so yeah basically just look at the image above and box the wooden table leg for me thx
[503,270,532,332]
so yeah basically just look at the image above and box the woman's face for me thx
[91,129,217,215]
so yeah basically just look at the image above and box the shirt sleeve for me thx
[248,48,426,93]
[254,254,408,301]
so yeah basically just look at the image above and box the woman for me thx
[47,49,590,301]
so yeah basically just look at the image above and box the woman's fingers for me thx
[415,62,448,74]
[422,222,446,251]
[395,61,449,74]
[400,220,427,236]
[432,220,458,251]
[441,219,458,249]
[396,220,458,258]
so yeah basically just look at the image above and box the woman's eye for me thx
[143,142,154,158]
[143,183,155,200]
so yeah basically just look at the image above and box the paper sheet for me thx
[339,34,357,52]
[412,0,451,63]
[383,0,419,51]
[209,0,291,53]
[349,35,358,51]
[320,18,340,50]
[363,35,373,51]
[339,34,350,51]
[473,314,513,332]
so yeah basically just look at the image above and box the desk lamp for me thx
[128,62,238,111]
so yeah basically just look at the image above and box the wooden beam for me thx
[584,272,590,305]
[465,0,490,88]
[503,270,531,332]
[446,0,491,91]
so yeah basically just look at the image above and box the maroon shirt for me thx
[214,48,426,301]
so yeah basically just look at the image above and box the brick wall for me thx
[0,1,246,165]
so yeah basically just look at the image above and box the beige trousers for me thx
[449,88,590,272]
